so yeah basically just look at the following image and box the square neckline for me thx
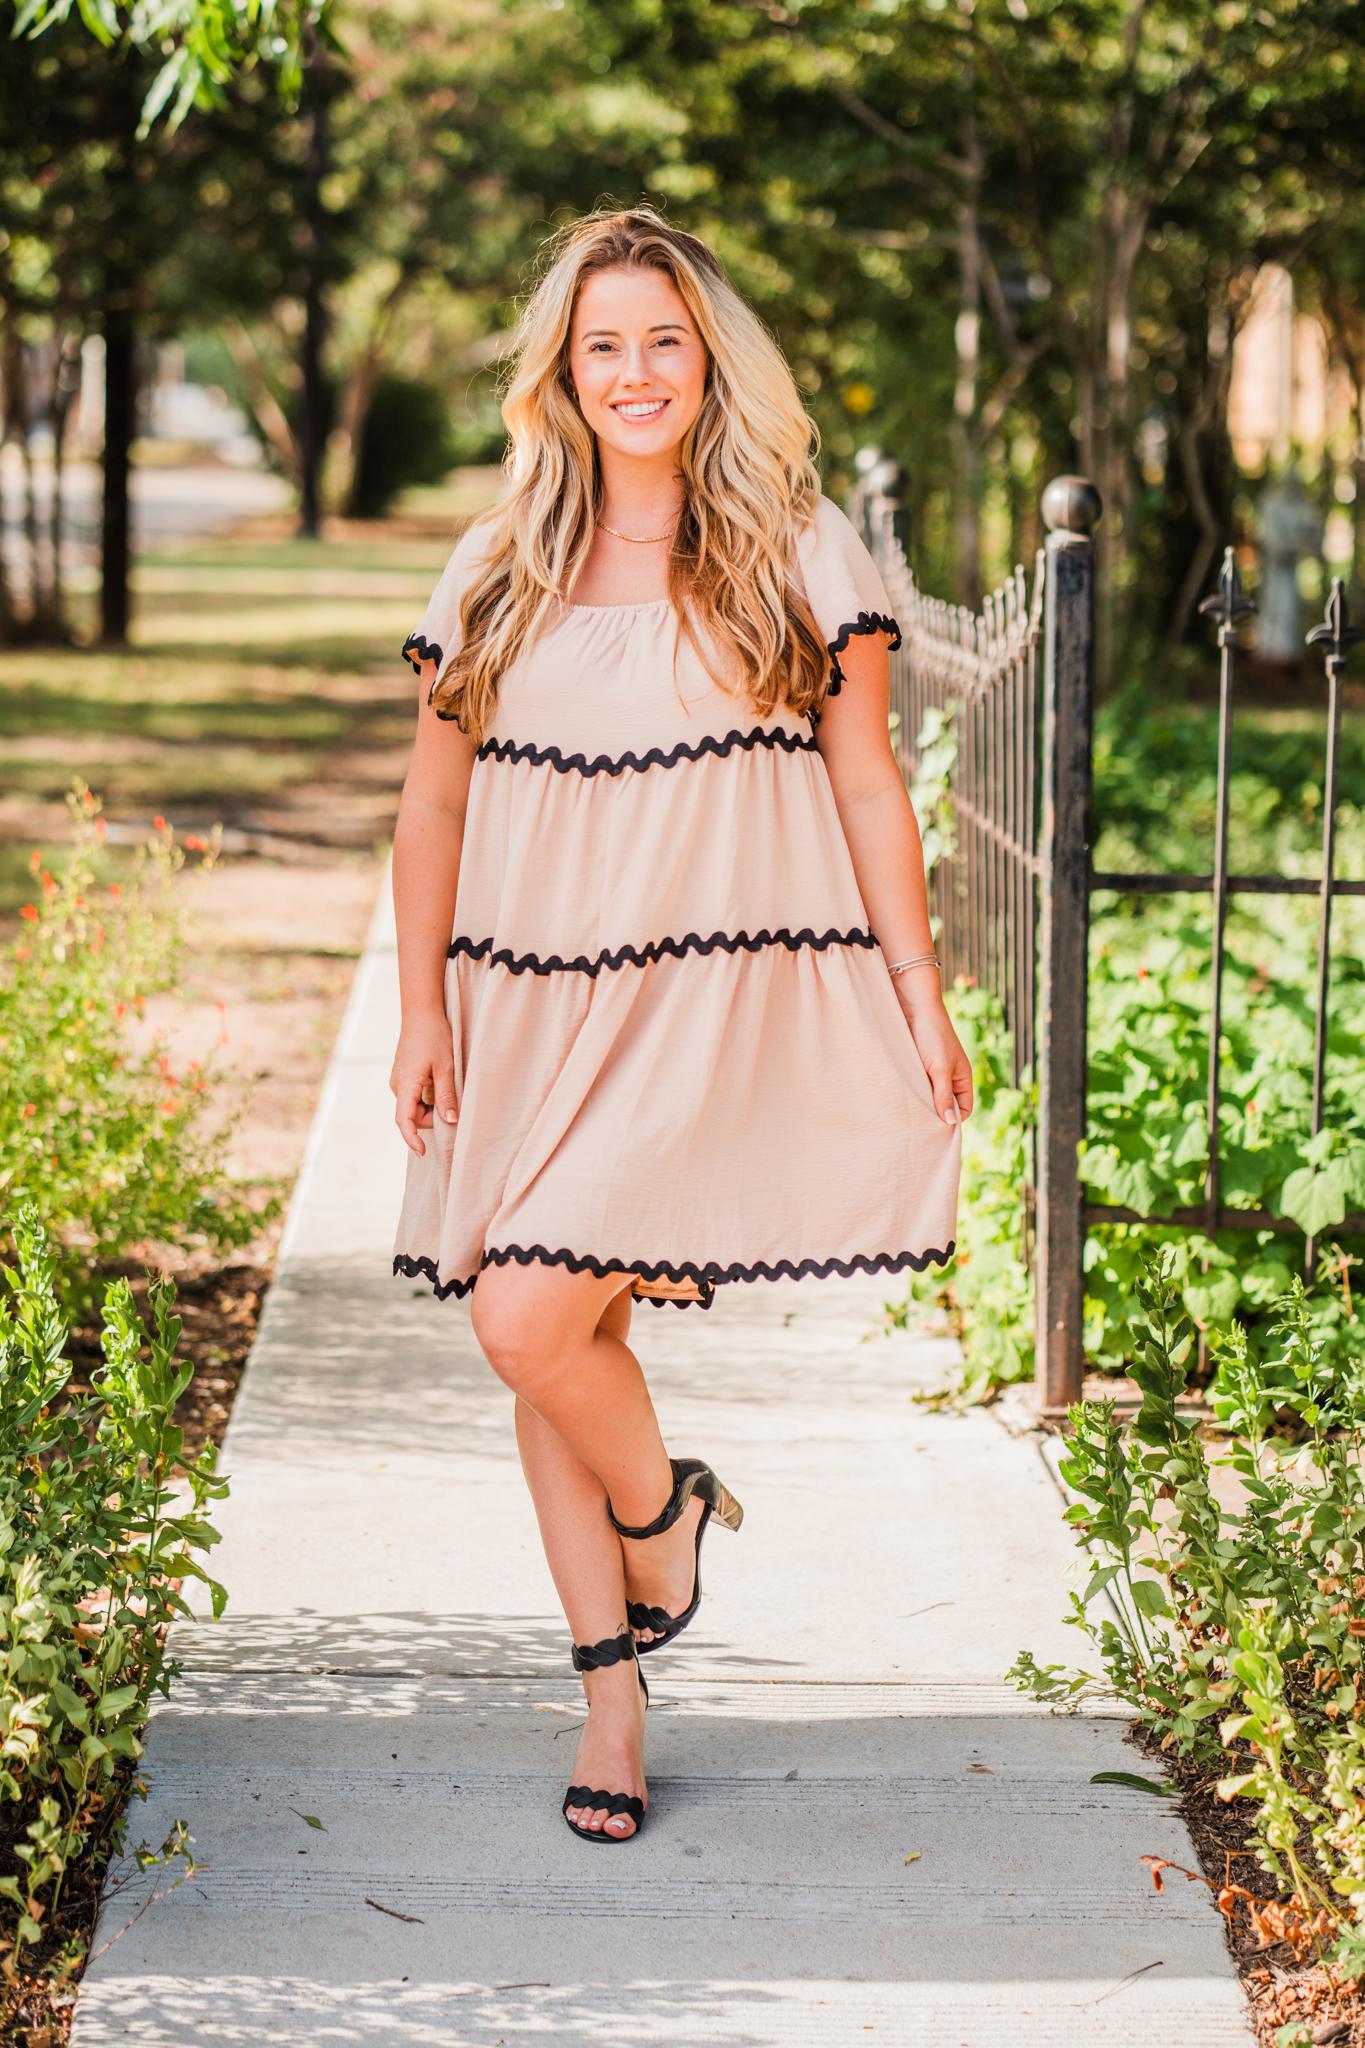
[562,594,675,613]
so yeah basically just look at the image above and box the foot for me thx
[620,1493,707,1646]
[563,1659,648,1839]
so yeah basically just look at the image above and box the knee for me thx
[470,1278,556,1395]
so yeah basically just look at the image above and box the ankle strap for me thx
[571,1628,637,1673]
[607,1456,687,1540]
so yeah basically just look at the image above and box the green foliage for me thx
[1008,1245,1365,1980]
[10,0,338,136]
[349,371,458,519]
[879,678,1364,1400]
[0,1202,227,1997]
[0,782,284,1318]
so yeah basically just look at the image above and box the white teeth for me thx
[614,400,668,419]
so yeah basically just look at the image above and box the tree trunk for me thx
[296,27,331,539]
[950,7,983,609]
[100,52,139,647]
[100,302,135,645]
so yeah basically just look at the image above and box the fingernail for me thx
[443,1109,457,1123]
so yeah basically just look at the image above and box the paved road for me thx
[71,872,1255,2047]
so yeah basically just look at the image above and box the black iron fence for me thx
[849,452,1363,1414]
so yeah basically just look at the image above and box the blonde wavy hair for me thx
[429,203,832,743]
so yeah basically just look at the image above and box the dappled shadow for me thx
[73,1675,1248,2046]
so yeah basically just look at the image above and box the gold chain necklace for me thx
[596,517,679,544]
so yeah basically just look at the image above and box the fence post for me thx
[852,445,909,555]
[1035,477,1101,1415]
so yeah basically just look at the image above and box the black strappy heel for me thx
[609,1455,744,1656]
[561,1627,649,1843]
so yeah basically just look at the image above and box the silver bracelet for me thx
[886,951,940,976]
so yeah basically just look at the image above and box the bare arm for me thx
[814,633,972,1126]
[389,670,477,1156]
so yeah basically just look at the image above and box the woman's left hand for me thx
[894,983,973,1127]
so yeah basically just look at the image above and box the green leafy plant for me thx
[0,781,284,1317]
[1009,1242,1365,1986]
[0,1201,227,2007]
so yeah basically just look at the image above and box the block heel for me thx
[608,1455,744,1655]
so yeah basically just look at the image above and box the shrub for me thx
[349,372,458,518]
[0,1202,227,2005]
[0,782,283,1318]
[1009,1243,1365,1985]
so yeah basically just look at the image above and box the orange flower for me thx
[185,833,208,852]
[14,943,29,962]
[153,814,168,832]
[94,817,107,842]
[22,1103,36,1119]
[1137,965,1150,980]
[28,848,42,873]
[40,870,56,894]
[160,1094,177,1114]
[115,1000,127,1020]
[108,881,122,901]
[19,904,38,922]
[74,895,87,910]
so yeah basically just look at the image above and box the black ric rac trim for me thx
[476,725,818,777]
[394,1241,956,1310]
[402,632,443,675]
[446,926,877,978]
[824,612,902,698]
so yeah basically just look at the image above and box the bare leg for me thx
[475,1263,712,1652]
[514,1284,644,1837]
[474,1265,711,1836]
[472,1259,672,1522]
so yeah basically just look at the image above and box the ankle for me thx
[606,1454,675,1531]
[581,1668,644,1721]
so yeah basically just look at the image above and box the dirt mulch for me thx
[1124,1718,1363,2046]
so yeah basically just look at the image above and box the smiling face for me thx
[567,263,709,460]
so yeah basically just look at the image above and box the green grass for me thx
[0,500,477,911]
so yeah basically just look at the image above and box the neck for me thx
[596,443,685,533]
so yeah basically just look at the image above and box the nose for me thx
[617,343,656,386]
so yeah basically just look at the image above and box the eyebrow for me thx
[580,323,689,338]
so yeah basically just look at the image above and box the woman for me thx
[388,205,969,1844]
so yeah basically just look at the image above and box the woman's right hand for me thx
[390,1011,458,1157]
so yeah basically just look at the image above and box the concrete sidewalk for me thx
[72,874,1255,2047]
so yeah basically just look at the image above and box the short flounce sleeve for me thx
[794,493,902,696]
[400,518,497,708]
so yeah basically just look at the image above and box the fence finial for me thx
[1307,577,1364,664]
[1198,545,1256,639]
[1041,476,1102,536]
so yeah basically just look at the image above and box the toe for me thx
[604,1812,634,1838]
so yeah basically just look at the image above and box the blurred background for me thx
[0,0,1362,1383]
